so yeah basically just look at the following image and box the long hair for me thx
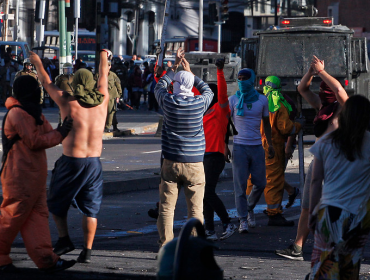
[330,95,370,161]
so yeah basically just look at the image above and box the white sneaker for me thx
[247,210,256,228]
[238,220,249,233]
[205,230,218,241]
[220,223,237,240]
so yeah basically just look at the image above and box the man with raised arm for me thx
[275,55,348,261]
[29,49,111,264]
[154,48,214,247]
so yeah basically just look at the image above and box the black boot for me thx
[268,213,294,226]
[53,236,75,256]
[77,247,92,263]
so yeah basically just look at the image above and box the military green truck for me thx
[241,16,370,134]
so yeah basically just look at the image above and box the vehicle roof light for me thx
[259,79,263,86]
[281,20,290,25]
[345,80,349,86]
[323,19,332,24]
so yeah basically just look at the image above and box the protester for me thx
[129,65,143,109]
[203,59,237,241]
[29,49,111,264]
[0,75,75,273]
[0,57,17,105]
[275,55,349,260]
[154,47,213,247]
[142,61,151,104]
[227,68,274,234]
[42,57,56,107]
[146,65,158,111]
[307,94,370,279]
[247,76,302,227]
[15,58,44,106]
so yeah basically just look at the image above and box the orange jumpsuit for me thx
[0,97,63,269]
[247,101,301,215]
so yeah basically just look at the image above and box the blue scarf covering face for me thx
[236,69,259,116]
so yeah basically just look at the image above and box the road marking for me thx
[142,150,162,154]
[96,199,302,238]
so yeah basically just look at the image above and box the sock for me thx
[293,243,302,252]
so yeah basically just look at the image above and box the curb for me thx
[102,167,234,196]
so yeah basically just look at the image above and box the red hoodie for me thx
[203,69,230,154]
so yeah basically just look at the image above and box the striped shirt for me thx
[154,70,213,163]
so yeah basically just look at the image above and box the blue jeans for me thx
[232,143,266,222]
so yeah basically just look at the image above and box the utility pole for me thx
[38,0,46,47]
[74,0,80,61]
[58,0,67,73]
[14,0,19,41]
[3,0,9,41]
[274,0,278,26]
[65,0,72,63]
[199,0,203,51]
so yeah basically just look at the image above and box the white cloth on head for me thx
[173,71,194,98]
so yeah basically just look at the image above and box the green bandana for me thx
[263,76,292,114]
[72,69,104,107]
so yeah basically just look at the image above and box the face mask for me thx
[63,68,73,75]
[238,79,252,93]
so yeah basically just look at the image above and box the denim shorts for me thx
[47,155,103,218]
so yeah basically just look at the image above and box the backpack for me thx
[0,105,23,175]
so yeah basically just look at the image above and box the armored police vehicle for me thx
[184,52,241,96]
[241,17,370,133]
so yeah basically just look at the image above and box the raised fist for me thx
[100,49,113,60]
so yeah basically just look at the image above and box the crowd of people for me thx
[0,43,369,280]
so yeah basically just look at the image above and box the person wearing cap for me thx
[154,48,214,247]
[55,63,74,125]
[95,61,122,132]
[275,55,348,261]
[14,58,44,106]
[227,68,275,234]
[0,75,75,273]
[246,76,302,227]
[29,49,111,264]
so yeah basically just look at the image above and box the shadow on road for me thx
[2,268,156,280]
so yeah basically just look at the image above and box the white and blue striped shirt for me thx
[154,70,213,163]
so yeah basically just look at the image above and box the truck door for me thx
[351,38,370,98]
[351,38,369,73]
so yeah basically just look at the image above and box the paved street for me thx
[1,106,370,279]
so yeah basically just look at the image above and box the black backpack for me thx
[0,105,23,175]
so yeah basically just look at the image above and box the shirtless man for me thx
[29,49,111,263]
[275,55,348,260]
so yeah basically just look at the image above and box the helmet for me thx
[23,58,32,67]
[62,62,73,75]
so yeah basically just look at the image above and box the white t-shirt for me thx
[229,94,269,146]
[310,131,370,215]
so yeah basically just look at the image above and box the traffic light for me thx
[209,3,217,24]
[221,0,229,21]
[81,0,96,31]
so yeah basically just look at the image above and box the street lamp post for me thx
[58,0,67,73]
[199,0,203,52]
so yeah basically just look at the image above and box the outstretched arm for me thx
[297,64,321,110]
[311,55,348,106]
[97,50,110,101]
[29,51,65,106]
